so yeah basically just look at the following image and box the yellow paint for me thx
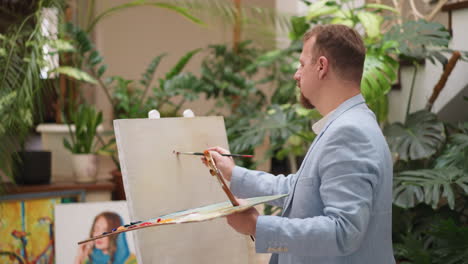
[0,198,61,263]
[0,201,23,260]
[158,218,174,224]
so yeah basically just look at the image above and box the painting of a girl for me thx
[75,212,136,264]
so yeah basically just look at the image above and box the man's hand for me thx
[201,146,235,181]
[226,198,259,237]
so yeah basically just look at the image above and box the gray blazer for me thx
[231,94,395,264]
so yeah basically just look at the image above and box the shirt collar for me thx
[312,110,335,134]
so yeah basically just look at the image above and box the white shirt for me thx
[312,110,335,134]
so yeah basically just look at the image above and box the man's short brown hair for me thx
[303,24,366,84]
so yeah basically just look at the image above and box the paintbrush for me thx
[174,151,253,158]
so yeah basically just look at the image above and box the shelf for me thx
[2,181,115,195]
[442,1,468,12]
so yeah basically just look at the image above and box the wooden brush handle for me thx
[217,170,239,206]
[204,150,239,206]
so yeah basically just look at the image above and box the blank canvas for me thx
[113,116,248,263]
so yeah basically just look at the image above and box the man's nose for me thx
[294,71,300,81]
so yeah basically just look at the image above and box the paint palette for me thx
[77,194,287,245]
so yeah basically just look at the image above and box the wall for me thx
[92,0,276,177]
[93,0,278,122]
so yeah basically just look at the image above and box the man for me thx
[206,25,395,263]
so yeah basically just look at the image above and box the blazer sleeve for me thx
[230,166,296,207]
[255,124,380,256]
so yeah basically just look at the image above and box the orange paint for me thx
[158,219,174,224]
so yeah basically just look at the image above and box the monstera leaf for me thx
[229,104,310,153]
[383,19,450,61]
[393,168,468,210]
[384,110,446,161]
[435,132,468,173]
[361,45,398,123]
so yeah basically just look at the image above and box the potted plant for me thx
[0,0,98,189]
[63,104,103,183]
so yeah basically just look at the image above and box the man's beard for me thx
[300,93,315,109]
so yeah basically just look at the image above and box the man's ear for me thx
[317,56,328,80]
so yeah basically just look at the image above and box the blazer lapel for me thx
[281,94,366,216]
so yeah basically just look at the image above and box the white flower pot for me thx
[36,123,103,182]
[72,154,98,183]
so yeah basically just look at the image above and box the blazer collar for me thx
[317,93,366,137]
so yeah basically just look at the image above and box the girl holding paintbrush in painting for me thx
[75,212,136,264]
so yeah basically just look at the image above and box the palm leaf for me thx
[393,168,468,209]
[384,110,446,161]
[51,66,97,84]
[140,53,167,88]
[177,0,292,35]
[87,1,204,33]
[0,4,59,185]
[164,48,201,81]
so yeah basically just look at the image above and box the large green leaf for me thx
[46,39,75,52]
[367,94,388,124]
[384,110,446,161]
[357,11,382,39]
[64,104,103,154]
[289,16,309,41]
[435,129,468,173]
[362,3,399,13]
[51,66,97,84]
[229,104,312,153]
[329,10,354,28]
[306,0,339,21]
[383,19,451,61]
[393,168,468,210]
[361,46,398,122]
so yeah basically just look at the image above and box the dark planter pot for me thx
[13,151,52,185]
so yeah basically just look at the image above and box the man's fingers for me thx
[209,151,224,163]
[200,157,208,166]
[210,151,222,158]
[206,146,230,155]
